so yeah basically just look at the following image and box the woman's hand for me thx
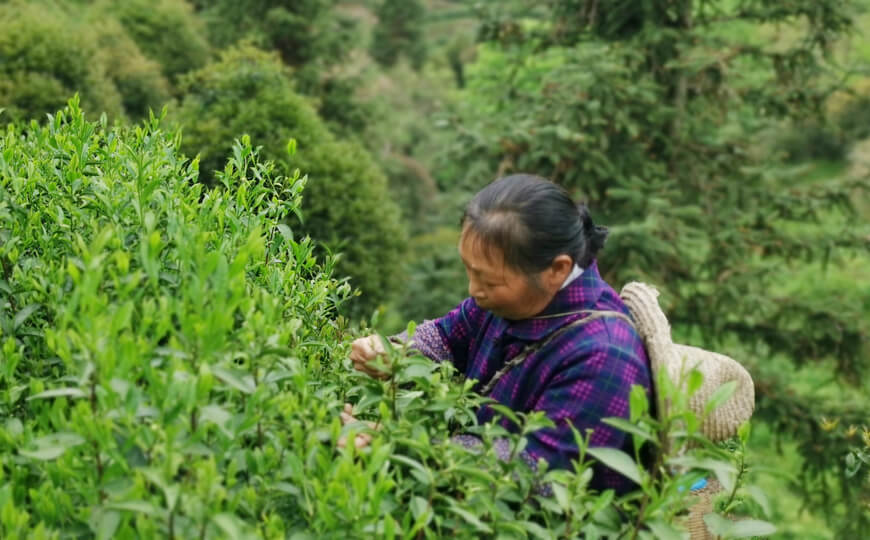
[349,334,391,379]
[337,403,379,449]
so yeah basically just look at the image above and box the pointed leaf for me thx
[646,519,688,540]
[447,504,492,533]
[95,510,121,540]
[601,417,654,443]
[27,388,87,401]
[586,447,643,485]
[728,519,777,538]
[13,304,41,330]
[704,381,737,415]
[212,366,256,394]
[20,432,86,460]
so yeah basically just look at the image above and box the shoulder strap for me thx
[478,310,635,395]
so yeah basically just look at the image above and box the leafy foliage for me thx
[431,0,870,534]
[0,0,123,123]
[89,18,172,119]
[0,100,772,535]
[370,0,428,70]
[197,0,355,69]
[173,46,407,317]
[196,0,367,133]
[392,227,467,327]
[99,0,210,84]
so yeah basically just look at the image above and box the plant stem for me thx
[390,367,397,419]
[722,450,746,512]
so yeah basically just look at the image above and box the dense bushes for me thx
[0,100,348,537]
[370,0,428,70]
[196,0,371,134]
[0,1,123,122]
[90,18,172,119]
[100,0,210,84]
[0,101,768,538]
[196,0,356,71]
[173,46,407,317]
[0,0,199,123]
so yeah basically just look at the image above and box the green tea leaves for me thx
[19,432,85,460]
[586,447,643,485]
[12,304,41,330]
[212,366,256,394]
[26,388,86,401]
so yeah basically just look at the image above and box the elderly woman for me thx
[346,174,652,494]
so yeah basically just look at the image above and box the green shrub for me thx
[0,99,771,538]
[0,1,122,123]
[370,0,428,70]
[196,0,369,135]
[0,98,348,537]
[90,18,172,119]
[836,94,870,144]
[173,46,407,317]
[198,0,356,69]
[774,120,846,163]
[100,0,210,83]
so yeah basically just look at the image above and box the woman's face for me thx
[458,227,566,320]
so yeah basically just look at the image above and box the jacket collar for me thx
[503,260,606,341]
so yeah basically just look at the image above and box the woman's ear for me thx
[546,254,574,290]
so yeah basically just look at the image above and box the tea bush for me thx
[173,46,406,318]
[0,100,774,538]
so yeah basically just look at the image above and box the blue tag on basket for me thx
[689,478,708,492]
[677,477,708,493]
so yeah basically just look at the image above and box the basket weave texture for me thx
[619,282,755,441]
[684,478,722,540]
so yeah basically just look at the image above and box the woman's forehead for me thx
[459,228,506,273]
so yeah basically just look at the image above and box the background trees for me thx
[0,0,124,122]
[430,1,870,534]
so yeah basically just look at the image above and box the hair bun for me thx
[589,224,609,252]
[577,203,608,265]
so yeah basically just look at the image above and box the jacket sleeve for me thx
[392,297,485,374]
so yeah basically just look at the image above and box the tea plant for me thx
[1,100,772,538]
[173,45,407,318]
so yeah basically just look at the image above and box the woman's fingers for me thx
[349,335,395,380]
[354,433,372,448]
[350,335,387,377]
[368,335,385,355]
[337,433,372,449]
[338,404,375,449]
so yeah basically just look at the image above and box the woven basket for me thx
[684,478,722,540]
[619,283,752,539]
[619,282,755,441]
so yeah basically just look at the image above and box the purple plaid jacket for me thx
[407,261,651,494]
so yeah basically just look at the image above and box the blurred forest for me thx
[1,0,868,537]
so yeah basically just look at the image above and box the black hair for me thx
[460,174,608,274]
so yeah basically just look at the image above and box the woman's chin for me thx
[486,306,516,320]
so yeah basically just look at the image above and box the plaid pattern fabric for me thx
[409,260,652,494]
